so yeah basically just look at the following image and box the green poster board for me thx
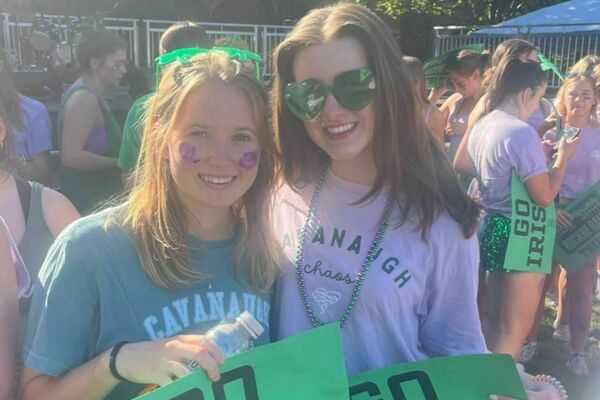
[504,170,556,273]
[554,180,600,271]
[348,354,527,400]
[134,324,348,400]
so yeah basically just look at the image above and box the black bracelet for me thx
[109,341,130,382]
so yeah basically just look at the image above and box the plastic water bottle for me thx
[185,311,263,370]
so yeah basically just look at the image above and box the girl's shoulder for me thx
[61,86,100,116]
[430,210,476,244]
[440,92,463,111]
[275,182,313,206]
[40,185,80,237]
[586,121,600,131]
[53,206,130,253]
[19,94,48,117]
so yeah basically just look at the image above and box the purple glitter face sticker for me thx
[239,151,259,169]
[179,142,200,164]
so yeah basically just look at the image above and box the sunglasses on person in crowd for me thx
[284,68,376,120]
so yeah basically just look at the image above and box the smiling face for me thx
[292,37,376,172]
[167,80,260,213]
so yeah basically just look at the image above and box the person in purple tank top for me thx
[439,50,491,163]
[59,29,127,214]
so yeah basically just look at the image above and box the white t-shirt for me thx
[272,173,486,375]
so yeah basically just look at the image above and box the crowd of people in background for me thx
[1,2,599,399]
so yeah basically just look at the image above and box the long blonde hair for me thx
[123,51,281,291]
[271,3,479,239]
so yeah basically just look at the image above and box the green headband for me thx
[154,46,264,83]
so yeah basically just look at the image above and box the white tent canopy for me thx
[476,0,600,34]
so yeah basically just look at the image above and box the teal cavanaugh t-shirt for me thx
[22,206,272,400]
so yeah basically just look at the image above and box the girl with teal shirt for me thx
[20,51,281,400]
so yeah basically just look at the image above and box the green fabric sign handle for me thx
[133,324,349,400]
[504,170,556,274]
[348,354,527,400]
[554,179,600,271]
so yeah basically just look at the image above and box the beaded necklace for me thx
[294,165,395,328]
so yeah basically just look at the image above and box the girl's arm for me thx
[40,188,80,237]
[525,137,579,207]
[428,107,446,147]
[453,95,487,176]
[0,225,18,400]
[19,336,224,400]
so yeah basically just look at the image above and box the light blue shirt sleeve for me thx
[22,232,99,376]
[18,96,53,157]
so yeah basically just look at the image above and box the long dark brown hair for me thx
[482,39,537,88]
[485,58,547,113]
[271,3,479,239]
[76,29,127,73]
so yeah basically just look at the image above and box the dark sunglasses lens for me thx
[332,69,376,111]
[284,80,326,120]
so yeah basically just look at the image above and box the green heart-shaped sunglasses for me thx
[284,68,376,120]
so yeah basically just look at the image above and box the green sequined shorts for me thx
[479,213,522,274]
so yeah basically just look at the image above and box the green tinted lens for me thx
[284,79,326,120]
[331,69,376,111]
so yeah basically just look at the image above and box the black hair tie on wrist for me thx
[109,341,130,382]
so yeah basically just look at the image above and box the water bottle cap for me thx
[238,311,264,339]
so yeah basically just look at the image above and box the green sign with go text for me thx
[134,324,348,400]
[504,170,556,273]
[349,354,527,400]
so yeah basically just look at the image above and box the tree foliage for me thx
[353,0,567,25]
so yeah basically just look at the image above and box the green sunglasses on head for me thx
[155,46,264,82]
[284,68,376,120]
